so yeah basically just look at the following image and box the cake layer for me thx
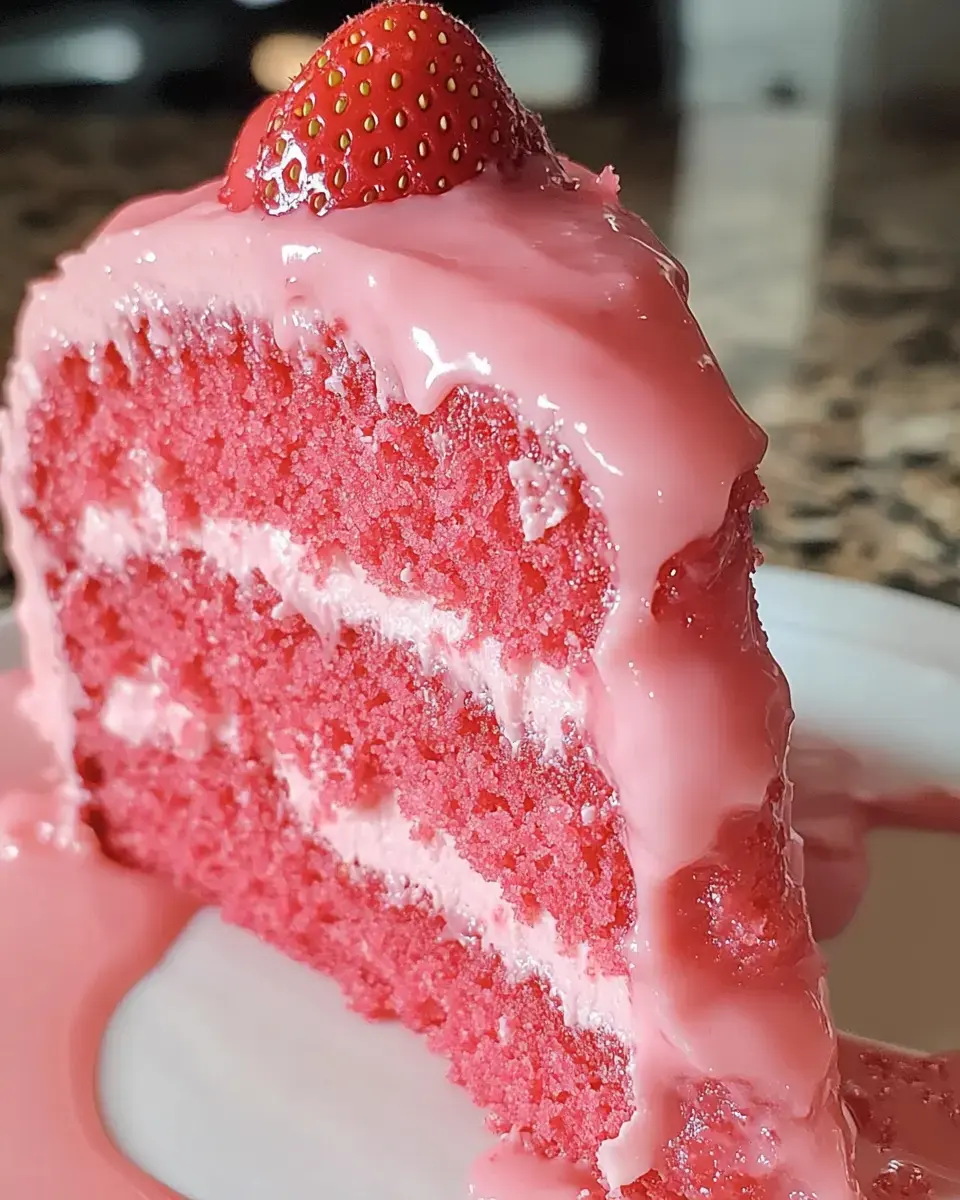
[88,627,631,1031]
[12,279,616,674]
[75,502,633,1029]
[79,496,587,753]
[54,540,844,1194]
[55,548,634,971]
[77,716,634,1164]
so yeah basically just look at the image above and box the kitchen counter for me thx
[1,103,958,608]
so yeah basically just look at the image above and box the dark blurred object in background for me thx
[0,0,667,115]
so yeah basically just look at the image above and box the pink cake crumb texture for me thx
[26,312,613,667]
[24,312,638,966]
[14,303,822,1197]
[65,556,794,1198]
[79,699,633,1163]
[62,551,632,966]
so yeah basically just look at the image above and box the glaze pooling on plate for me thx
[0,670,193,1200]
[792,737,960,943]
[468,1138,600,1198]
[0,744,195,1198]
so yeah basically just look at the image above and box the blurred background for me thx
[0,0,958,604]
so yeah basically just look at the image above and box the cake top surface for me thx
[16,0,767,628]
[20,153,764,626]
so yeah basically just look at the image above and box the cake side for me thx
[2,180,648,1161]
[2,152,856,1197]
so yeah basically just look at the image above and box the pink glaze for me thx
[0,376,83,798]
[0,678,192,1200]
[0,802,188,1199]
[466,1036,960,1200]
[840,1039,960,1197]
[0,698,195,1200]
[469,1139,600,1199]
[0,673,194,1200]
[1,155,844,1194]
[0,669,60,793]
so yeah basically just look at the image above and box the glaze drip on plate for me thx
[0,674,194,1199]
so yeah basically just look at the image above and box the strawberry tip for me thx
[221,0,557,218]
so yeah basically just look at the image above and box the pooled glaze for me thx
[468,1034,960,1200]
[3,155,840,1193]
[0,681,195,1199]
[841,1038,960,1198]
[0,804,195,1199]
[468,1138,598,1198]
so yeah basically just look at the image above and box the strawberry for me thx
[219,97,274,212]
[221,1,553,217]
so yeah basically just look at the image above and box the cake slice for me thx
[1,4,858,1196]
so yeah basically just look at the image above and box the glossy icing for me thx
[791,737,960,941]
[468,1032,960,1200]
[470,727,960,1199]
[468,1138,598,1198]
[0,672,195,1200]
[0,380,83,800]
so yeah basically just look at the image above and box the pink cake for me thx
[1,4,859,1196]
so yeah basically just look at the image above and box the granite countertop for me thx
[1,104,958,608]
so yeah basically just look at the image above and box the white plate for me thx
[2,565,960,1200]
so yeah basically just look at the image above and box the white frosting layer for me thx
[79,497,587,752]
[275,759,630,1035]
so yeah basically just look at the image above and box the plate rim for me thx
[754,564,960,670]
